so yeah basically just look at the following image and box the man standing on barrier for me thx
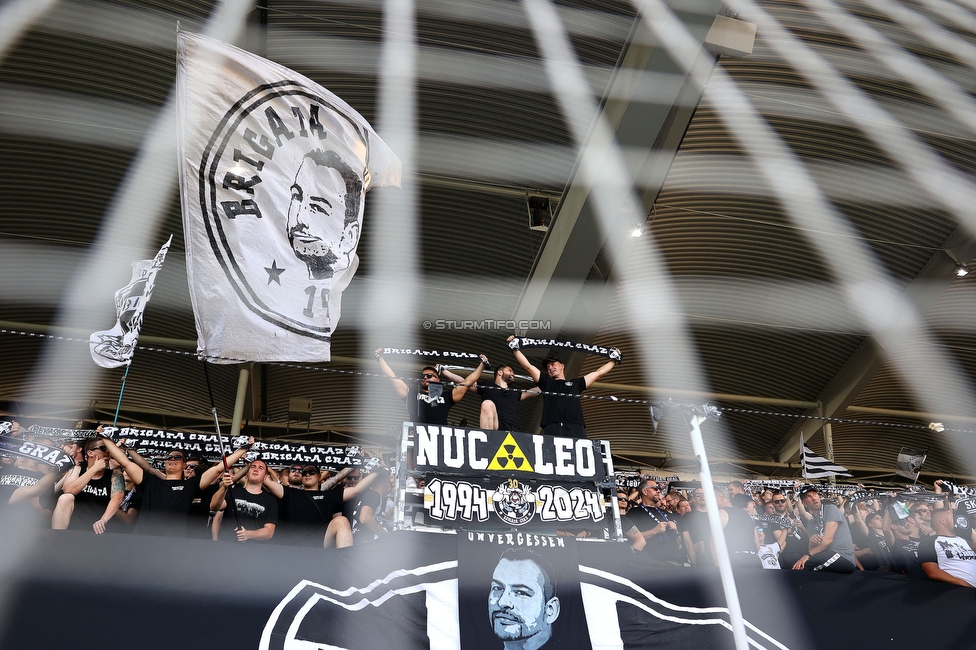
[792,486,857,573]
[506,336,619,439]
[441,363,540,432]
[375,349,487,425]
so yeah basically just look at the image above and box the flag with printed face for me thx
[894,447,927,480]
[89,236,172,368]
[176,31,401,363]
[800,433,851,479]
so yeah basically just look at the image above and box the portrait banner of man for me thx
[177,31,401,363]
[458,532,592,650]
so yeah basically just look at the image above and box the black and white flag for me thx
[89,236,171,368]
[800,434,851,479]
[894,447,927,480]
[177,31,400,363]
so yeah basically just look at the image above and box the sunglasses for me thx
[185,464,199,470]
[345,475,362,482]
[91,446,108,453]
[693,493,705,497]
[772,499,787,504]
[301,469,319,476]
[421,372,438,379]
[288,467,303,473]
[166,455,185,461]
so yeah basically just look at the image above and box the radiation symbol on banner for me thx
[486,433,534,472]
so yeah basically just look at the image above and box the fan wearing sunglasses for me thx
[52,438,124,534]
[263,464,379,548]
[99,435,253,537]
[374,348,488,425]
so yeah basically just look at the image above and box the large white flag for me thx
[89,236,172,368]
[176,32,401,363]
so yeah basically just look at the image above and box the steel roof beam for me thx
[512,4,727,430]
[770,225,976,463]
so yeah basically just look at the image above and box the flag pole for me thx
[686,410,750,650]
[111,363,132,427]
[203,361,241,531]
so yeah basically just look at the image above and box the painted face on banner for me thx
[199,86,367,341]
[488,558,559,648]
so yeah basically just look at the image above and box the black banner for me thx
[0,434,74,471]
[458,533,591,650]
[424,477,606,529]
[413,425,605,483]
[7,530,976,649]
[11,424,100,439]
[104,427,364,469]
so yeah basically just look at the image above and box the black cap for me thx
[544,354,563,364]
[798,485,819,497]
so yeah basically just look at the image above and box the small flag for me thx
[89,236,172,368]
[894,447,927,480]
[800,433,851,479]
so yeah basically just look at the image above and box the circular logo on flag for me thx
[197,82,369,341]
[492,479,536,526]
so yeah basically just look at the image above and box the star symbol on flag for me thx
[265,260,285,285]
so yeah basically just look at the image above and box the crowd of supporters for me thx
[2,421,975,590]
[0,422,395,550]
[616,477,976,587]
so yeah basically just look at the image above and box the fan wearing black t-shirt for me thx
[375,349,487,425]
[264,465,379,548]
[507,337,619,439]
[344,468,393,543]
[627,479,685,565]
[211,458,278,542]
[442,364,540,432]
[52,438,124,534]
[101,435,252,537]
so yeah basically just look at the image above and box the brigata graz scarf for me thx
[507,337,622,364]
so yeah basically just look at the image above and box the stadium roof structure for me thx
[3,0,976,483]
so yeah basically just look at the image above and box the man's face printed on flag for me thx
[286,149,361,281]
[488,557,559,648]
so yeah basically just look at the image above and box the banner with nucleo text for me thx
[412,425,606,483]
